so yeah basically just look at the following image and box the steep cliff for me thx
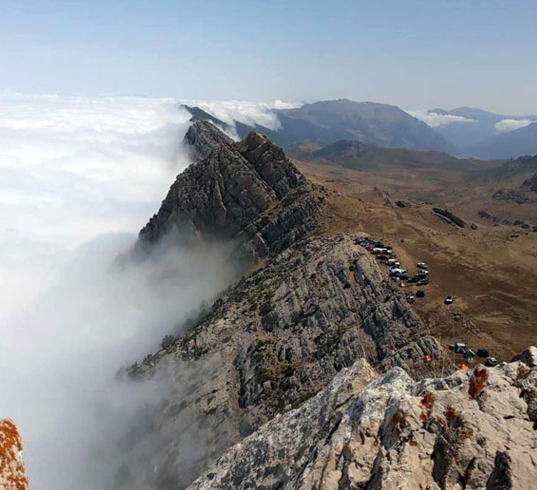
[0,420,29,490]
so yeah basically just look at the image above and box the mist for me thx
[0,94,275,488]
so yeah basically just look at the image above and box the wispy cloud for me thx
[0,93,243,489]
[407,110,477,128]
[190,99,302,131]
[495,118,535,133]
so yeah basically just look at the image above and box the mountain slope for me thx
[427,107,537,154]
[466,122,537,159]
[308,139,478,172]
[119,122,445,488]
[278,100,458,152]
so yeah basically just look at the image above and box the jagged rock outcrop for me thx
[124,235,445,488]
[0,420,29,490]
[521,174,537,193]
[492,173,537,204]
[188,353,537,490]
[138,121,324,260]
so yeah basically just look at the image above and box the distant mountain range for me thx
[183,100,537,160]
[427,107,537,159]
[299,139,480,173]
[183,99,455,153]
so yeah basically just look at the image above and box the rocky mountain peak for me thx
[138,121,324,259]
[184,120,235,160]
[0,420,29,490]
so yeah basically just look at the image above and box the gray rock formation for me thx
[124,235,445,488]
[492,173,537,204]
[521,174,537,194]
[188,353,537,490]
[138,121,324,260]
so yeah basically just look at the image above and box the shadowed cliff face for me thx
[138,121,324,260]
[0,420,29,490]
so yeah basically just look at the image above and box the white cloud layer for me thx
[191,99,302,131]
[494,118,535,133]
[407,110,477,128]
[0,93,249,488]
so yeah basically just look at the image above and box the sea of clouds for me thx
[0,93,288,489]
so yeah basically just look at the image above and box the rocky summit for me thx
[119,122,537,489]
[138,120,324,261]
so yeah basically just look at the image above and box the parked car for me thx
[444,296,454,305]
[417,279,429,286]
[417,262,429,269]
[476,348,489,358]
[407,276,419,283]
[377,254,390,260]
[485,357,499,367]
[416,290,425,298]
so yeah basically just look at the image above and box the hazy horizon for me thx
[1,0,536,114]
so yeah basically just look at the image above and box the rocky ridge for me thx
[188,350,537,490]
[0,420,29,490]
[138,121,325,260]
[123,122,447,489]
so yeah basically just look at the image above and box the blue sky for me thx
[1,0,535,113]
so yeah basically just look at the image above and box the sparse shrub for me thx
[469,367,489,400]
[160,334,176,350]
[259,301,274,316]
[419,391,436,423]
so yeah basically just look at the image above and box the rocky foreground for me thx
[188,349,537,490]
[0,420,29,490]
[118,121,537,489]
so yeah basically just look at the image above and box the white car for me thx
[417,262,428,269]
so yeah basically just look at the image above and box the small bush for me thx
[160,334,176,350]
[419,391,436,422]
[469,367,489,400]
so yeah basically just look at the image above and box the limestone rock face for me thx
[188,354,537,490]
[125,236,444,488]
[0,420,29,490]
[138,121,323,260]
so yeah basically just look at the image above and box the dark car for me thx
[477,349,490,358]
[407,276,419,283]
[417,279,429,286]
[416,290,425,298]
[485,357,499,367]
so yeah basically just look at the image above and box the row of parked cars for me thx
[354,236,497,368]
[449,342,499,367]
[353,237,430,296]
